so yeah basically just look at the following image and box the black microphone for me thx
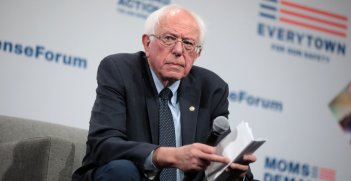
[205,116,230,146]
[184,116,230,181]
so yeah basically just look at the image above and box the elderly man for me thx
[72,4,256,181]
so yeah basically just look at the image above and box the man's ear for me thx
[195,49,202,59]
[142,34,151,58]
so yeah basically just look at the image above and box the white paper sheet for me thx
[205,121,267,181]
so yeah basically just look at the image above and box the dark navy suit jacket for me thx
[72,51,254,181]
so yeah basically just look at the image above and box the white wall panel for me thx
[1,0,350,180]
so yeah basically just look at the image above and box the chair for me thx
[0,115,88,181]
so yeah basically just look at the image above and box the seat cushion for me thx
[0,137,74,181]
[0,115,88,172]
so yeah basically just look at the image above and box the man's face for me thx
[143,9,201,85]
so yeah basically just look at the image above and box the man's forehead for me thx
[160,9,197,26]
[156,8,200,39]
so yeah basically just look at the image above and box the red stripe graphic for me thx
[281,1,348,21]
[280,9,347,29]
[319,167,336,181]
[279,17,346,37]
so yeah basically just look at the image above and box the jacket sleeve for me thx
[211,82,230,142]
[86,56,158,173]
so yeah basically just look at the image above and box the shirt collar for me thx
[149,67,180,106]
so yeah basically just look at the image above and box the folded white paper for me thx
[205,121,267,181]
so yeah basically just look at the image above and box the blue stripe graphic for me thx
[264,0,278,3]
[259,12,276,20]
[260,4,277,11]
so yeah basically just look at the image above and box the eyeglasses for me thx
[151,34,202,53]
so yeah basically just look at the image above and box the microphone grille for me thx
[212,116,230,134]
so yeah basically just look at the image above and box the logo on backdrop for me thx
[264,156,336,181]
[329,82,351,145]
[257,0,348,64]
[117,0,171,19]
[0,40,87,69]
[228,91,283,112]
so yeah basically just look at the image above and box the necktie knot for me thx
[160,88,172,101]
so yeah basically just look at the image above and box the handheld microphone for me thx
[205,116,230,146]
[184,116,230,181]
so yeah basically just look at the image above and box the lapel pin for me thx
[189,106,195,111]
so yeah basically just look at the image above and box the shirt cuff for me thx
[144,150,159,170]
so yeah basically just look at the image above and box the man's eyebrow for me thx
[163,31,178,37]
[182,37,196,41]
[163,31,196,41]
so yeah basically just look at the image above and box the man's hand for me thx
[152,144,257,180]
[224,154,257,180]
[152,143,230,172]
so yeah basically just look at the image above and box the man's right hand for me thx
[152,143,230,172]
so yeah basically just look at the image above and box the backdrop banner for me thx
[1,0,350,180]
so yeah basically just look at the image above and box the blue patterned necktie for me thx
[159,88,177,181]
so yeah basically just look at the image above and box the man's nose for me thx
[172,40,183,56]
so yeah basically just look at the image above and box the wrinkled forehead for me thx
[156,8,200,40]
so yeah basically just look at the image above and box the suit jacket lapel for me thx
[141,56,159,145]
[178,72,201,146]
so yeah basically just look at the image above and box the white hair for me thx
[144,4,207,47]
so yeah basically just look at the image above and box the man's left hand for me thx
[224,154,257,180]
